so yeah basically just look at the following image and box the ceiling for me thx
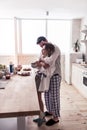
[0,0,87,19]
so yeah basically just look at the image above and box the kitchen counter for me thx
[0,70,40,130]
[72,63,87,71]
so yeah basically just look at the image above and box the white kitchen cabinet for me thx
[65,53,82,84]
[81,40,87,44]
[72,64,83,88]
[81,26,87,43]
[72,63,87,98]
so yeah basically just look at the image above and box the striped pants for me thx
[44,74,61,117]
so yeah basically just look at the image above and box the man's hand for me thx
[43,63,50,69]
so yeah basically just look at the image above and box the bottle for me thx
[73,40,80,52]
[82,53,85,62]
[9,62,14,73]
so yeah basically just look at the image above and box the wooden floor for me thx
[0,81,87,130]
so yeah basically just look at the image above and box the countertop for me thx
[72,63,87,71]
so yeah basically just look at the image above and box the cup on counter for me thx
[5,73,11,79]
[5,74,10,79]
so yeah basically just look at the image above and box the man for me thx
[34,36,61,126]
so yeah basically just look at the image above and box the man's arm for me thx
[38,60,50,69]
[38,45,60,69]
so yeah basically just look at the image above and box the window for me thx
[21,19,71,54]
[22,20,46,54]
[0,18,71,55]
[0,19,15,55]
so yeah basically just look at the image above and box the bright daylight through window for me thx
[0,19,15,55]
[0,19,71,55]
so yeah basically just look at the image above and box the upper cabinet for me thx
[81,30,87,35]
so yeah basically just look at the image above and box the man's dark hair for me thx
[36,36,47,44]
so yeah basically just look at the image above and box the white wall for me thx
[65,19,82,84]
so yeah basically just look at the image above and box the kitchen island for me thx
[0,70,40,130]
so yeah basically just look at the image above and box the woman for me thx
[33,43,55,126]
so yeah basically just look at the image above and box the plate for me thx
[17,71,30,76]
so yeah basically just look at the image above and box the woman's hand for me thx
[36,60,50,69]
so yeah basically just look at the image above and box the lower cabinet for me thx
[72,64,87,98]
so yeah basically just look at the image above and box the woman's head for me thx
[42,43,55,57]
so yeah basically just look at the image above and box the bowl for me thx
[15,65,22,71]
[5,74,11,79]
[31,62,37,68]
[23,68,31,71]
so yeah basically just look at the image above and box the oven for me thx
[83,72,87,86]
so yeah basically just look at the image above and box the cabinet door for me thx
[72,65,83,89]
[72,64,87,98]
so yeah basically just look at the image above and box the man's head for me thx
[36,36,48,47]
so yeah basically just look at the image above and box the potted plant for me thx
[73,40,81,52]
